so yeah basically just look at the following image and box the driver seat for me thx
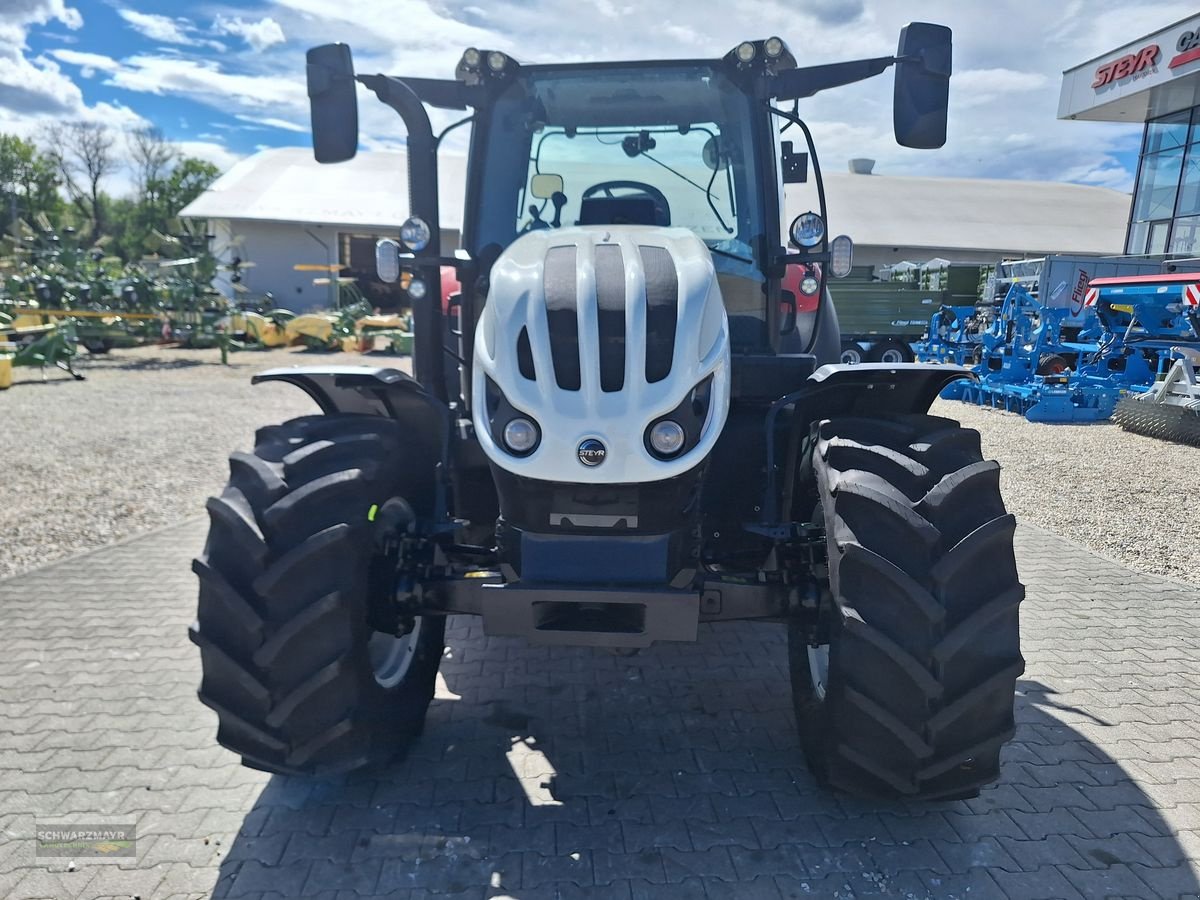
[578,196,668,227]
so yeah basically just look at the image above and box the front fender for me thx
[753,362,976,527]
[803,362,974,418]
[252,365,425,416]
[253,366,450,513]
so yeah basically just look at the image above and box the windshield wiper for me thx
[640,151,735,235]
[706,244,753,264]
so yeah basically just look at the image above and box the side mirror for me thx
[530,173,564,199]
[307,44,359,163]
[893,23,951,149]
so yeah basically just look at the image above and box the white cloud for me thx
[0,1,151,138]
[103,54,306,113]
[235,113,305,132]
[49,48,123,78]
[951,68,1051,110]
[1,0,83,33]
[116,9,195,45]
[214,15,286,52]
[114,7,225,50]
[174,139,244,171]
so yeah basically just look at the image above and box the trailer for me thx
[830,262,982,363]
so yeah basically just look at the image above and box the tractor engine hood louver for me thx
[472,226,731,483]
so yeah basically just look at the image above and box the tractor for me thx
[191,25,1024,800]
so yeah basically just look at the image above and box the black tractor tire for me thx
[791,413,1024,800]
[867,338,914,364]
[190,413,446,776]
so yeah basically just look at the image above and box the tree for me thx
[114,155,219,260]
[159,157,219,215]
[128,127,176,213]
[42,121,117,244]
[0,134,61,237]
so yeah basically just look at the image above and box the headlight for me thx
[790,212,825,248]
[487,51,508,72]
[503,417,539,454]
[462,48,481,68]
[735,41,756,63]
[648,420,686,457]
[407,277,427,301]
[399,216,431,252]
[799,274,820,295]
[764,37,784,58]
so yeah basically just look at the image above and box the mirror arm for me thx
[771,55,897,101]
[357,74,441,258]
[367,75,472,110]
[776,250,831,266]
[358,72,446,399]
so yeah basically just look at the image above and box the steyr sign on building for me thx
[1060,15,1200,121]
[1092,44,1159,89]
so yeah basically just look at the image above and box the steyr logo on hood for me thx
[577,439,607,467]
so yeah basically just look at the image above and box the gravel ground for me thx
[0,344,400,579]
[3,346,1196,586]
[930,397,1200,586]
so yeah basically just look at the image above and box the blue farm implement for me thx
[924,273,1200,425]
[922,284,1117,422]
[1093,274,1200,444]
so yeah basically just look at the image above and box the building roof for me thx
[179,147,467,231]
[183,147,1130,257]
[797,173,1129,256]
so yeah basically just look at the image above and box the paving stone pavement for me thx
[2,517,1200,899]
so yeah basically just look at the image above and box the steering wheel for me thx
[581,180,671,226]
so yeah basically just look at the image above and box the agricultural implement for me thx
[1092,273,1200,444]
[192,25,1028,801]
[929,284,1118,422]
[1112,348,1200,445]
[0,221,243,358]
[924,272,1200,425]
[0,312,84,387]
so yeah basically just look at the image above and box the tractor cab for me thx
[466,57,779,357]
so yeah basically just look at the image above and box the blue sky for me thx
[28,1,305,158]
[4,0,1197,197]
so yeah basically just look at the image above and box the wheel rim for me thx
[808,643,830,701]
[880,348,906,364]
[369,618,423,688]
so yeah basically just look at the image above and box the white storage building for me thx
[181,148,1129,308]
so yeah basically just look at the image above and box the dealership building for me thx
[1060,15,1200,257]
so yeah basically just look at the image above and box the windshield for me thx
[471,63,767,289]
